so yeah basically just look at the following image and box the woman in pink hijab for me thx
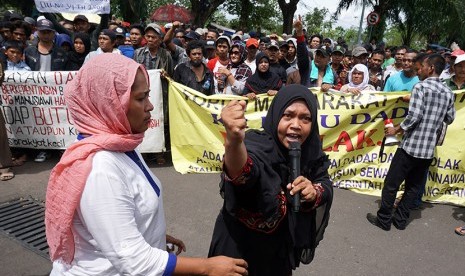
[45,53,248,275]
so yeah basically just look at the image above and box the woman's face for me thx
[351,69,364,85]
[258,58,269,73]
[127,69,154,134]
[277,100,312,149]
[74,38,85,54]
[230,46,241,64]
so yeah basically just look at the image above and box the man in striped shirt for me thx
[367,53,456,231]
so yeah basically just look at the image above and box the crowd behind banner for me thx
[2,71,464,206]
[0,70,165,153]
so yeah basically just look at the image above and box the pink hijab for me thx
[45,53,148,263]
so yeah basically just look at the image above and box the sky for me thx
[295,0,367,29]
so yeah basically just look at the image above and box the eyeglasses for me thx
[230,51,241,55]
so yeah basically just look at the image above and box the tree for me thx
[223,0,280,32]
[190,0,227,27]
[277,0,299,34]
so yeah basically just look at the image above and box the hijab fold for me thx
[348,64,370,89]
[45,54,147,263]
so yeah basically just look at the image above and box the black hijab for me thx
[66,33,91,71]
[244,52,282,94]
[223,84,332,267]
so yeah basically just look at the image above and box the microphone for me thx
[289,141,301,212]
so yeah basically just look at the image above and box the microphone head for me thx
[288,141,301,150]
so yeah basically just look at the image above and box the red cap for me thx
[452,49,465,57]
[246,38,259,48]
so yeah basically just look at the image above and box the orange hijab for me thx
[45,53,148,263]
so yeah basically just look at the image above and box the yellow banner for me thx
[169,80,465,206]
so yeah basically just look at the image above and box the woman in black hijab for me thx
[243,52,283,99]
[65,32,91,71]
[209,84,333,275]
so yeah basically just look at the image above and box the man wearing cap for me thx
[207,35,231,93]
[331,45,347,90]
[367,54,455,231]
[265,40,287,84]
[84,29,121,63]
[244,38,259,73]
[24,19,67,71]
[43,13,109,51]
[445,54,465,90]
[440,49,465,80]
[352,46,369,66]
[384,49,419,92]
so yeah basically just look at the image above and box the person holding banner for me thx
[0,62,15,181]
[209,84,333,275]
[367,54,456,231]
[339,64,376,95]
[45,54,248,276]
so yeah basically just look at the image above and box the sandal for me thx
[455,226,465,236]
[0,168,15,181]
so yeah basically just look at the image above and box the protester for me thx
[215,41,252,95]
[368,50,385,90]
[367,54,455,231]
[265,40,288,85]
[173,40,214,95]
[445,54,465,90]
[65,32,91,70]
[209,84,333,275]
[383,46,407,81]
[382,46,395,69]
[129,24,145,49]
[45,54,248,275]
[207,35,231,93]
[340,64,376,94]
[352,46,369,65]
[0,62,16,181]
[84,29,121,63]
[384,50,419,92]
[3,40,30,71]
[55,33,73,52]
[243,52,283,99]
[244,38,259,73]
[133,23,174,165]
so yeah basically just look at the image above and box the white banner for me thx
[1,70,164,153]
[34,0,110,14]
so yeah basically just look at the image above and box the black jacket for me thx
[24,45,68,71]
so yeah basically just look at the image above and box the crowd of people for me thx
[0,8,464,275]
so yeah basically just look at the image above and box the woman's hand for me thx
[348,87,361,95]
[321,83,332,92]
[246,93,257,100]
[267,90,278,96]
[221,100,247,145]
[287,176,317,202]
[205,256,248,276]
[166,234,186,255]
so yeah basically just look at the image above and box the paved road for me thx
[1,156,464,276]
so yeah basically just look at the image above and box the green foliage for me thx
[222,0,282,32]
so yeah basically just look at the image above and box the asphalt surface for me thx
[1,155,464,276]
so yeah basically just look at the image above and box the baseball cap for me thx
[24,17,36,26]
[246,38,259,48]
[114,27,125,37]
[231,34,242,41]
[9,12,23,21]
[36,19,55,32]
[73,15,89,23]
[279,41,289,49]
[184,31,200,40]
[315,45,331,57]
[352,46,368,57]
[266,40,279,50]
[451,49,465,57]
[205,39,216,49]
[216,35,231,48]
[333,45,346,55]
[145,23,164,36]
[455,54,465,65]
